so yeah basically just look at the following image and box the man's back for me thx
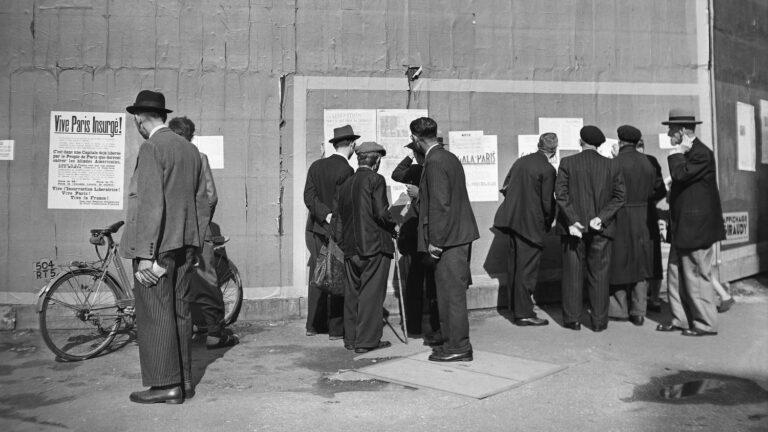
[304,154,354,236]
[335,169,396,258]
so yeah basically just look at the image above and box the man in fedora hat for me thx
[555,125,626,332]
[303,124,358,339]
[656,109,725,336]
[333,142,397,353]
[121,90,207,404]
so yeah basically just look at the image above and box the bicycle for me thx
[36,220,243,361]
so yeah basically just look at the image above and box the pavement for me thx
[1,277,767,432]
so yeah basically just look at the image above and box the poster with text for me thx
[760,100,768,164]
[450,131,498,202]
[48,111,126,209]
[0,140,13,160]
[377,109,428,204]
[736,102,756,172]
[323,109,376,170]
[598,138,619,159]
[192,136,224,169]
[722,212,749,245]
[658,133,674,150]
[538,117,583,151]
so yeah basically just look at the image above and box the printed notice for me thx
[761,100,768,164]
[0,140,13,160]
[722,212,749,245]
[736,102,756,172]
[658,133,674,150]
[450,131,498,202]
[377,109,427,203]
[538,117,583,151]
[192,136,224,169]
[48,111,126,209]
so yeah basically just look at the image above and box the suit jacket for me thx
[120,127,203,259]
[555,149,626,238]
[645,154,663,241]
[493,151,556,247]
[304,154,354,238]
[391,155,423,186]
[197,153,218,240]
[334,167,397,258]
[667,139,725,249]
[417,145,480,251]
[610,146,666,284]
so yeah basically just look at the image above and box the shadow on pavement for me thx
[622,370,768,406]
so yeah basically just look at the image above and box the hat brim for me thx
[661,120,702,125]
[328,134,360,144]
[126,105,173,115]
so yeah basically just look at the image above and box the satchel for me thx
[310,238,346,296]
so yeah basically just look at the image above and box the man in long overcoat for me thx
[607,126,666,326]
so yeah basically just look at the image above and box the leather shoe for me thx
[656,323,684,332]
[514,317,549,327]
[207,334,239,350]
[593,323,607,332]
[563,322,581,331]
[305,330,318,336]
[354,340,391,354]
[129,386,183,404]
[629,315,644,326]
[344,344,354,350]
[717,297,735,313]
[183,382,195,399]
[428,349,473,362]
[682,328,718,337]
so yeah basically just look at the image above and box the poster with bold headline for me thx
[450,131,499,202]
[48,111,126,209]
[722,212,749,245]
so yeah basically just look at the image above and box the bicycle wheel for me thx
[38,269,123,361]
[216,257,243,326]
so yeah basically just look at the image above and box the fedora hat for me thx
[328,125,360,144]
[126,90,173,114]
[661,108,702,125]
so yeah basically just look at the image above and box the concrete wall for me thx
[1,1,719,319]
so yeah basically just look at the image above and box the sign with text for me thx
[722,211,749,245]
[0,140,13,160]
[450,131,499,202]
[48,111,126,209]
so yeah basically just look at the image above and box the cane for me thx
[392,246,408,344]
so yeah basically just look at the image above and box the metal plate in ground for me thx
[357,350,566,399]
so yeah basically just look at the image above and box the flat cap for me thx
[580,125,606,146]
[355,141,386,156]
[617,125,642,143]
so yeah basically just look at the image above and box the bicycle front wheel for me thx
[217,258,243,326]
[38,269,123,361]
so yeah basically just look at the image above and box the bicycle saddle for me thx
[90,220,125,236]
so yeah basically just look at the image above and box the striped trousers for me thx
[133,247,195,387]
[561,234,611,326]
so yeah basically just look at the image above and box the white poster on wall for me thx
[736,102,756,172]
[538,117,583,151]
[376,109,427,203]
[760,100,768,164]
[722,211,749,245]
[450,131,498,202]
[192,136,224,169]
[323,109,377,170]
[0,140,13,160]
[48,111,126,209]
[598,138,619,159]
[658,133,674,150]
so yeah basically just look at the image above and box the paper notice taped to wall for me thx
[722,211,749,245]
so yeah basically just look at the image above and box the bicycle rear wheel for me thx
[216,258,243,326]
[38,269,123,361]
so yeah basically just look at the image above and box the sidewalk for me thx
[1,279,766,432]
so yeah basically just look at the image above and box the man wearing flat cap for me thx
[494,132,558,327]
[607,125,666,327]
[333,142,397,353]
[411,117,479,362]
[656,109,725,336]
[121,90,207,404]
[555,125,626,332]
[304,125,357,339]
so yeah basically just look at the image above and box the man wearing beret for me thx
[411,117,480,361]
[607,126,666,326]
[304,125,357,339]
[122,90,206,403]
[656,109,725,336]
[333,142,398,353]
[555,125,626,332]
[494,132,559,327]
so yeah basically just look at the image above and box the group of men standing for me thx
[304,117,479,362]
[495,109,725,337]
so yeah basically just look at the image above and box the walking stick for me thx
[392,246,408,344]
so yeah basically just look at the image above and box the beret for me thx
[580,125,606,146]
[617,125,642,143]
[355,141,386,156]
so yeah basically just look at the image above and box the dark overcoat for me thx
[609,146,666,284]
[303,154,354,239]
[667,139,725,250]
